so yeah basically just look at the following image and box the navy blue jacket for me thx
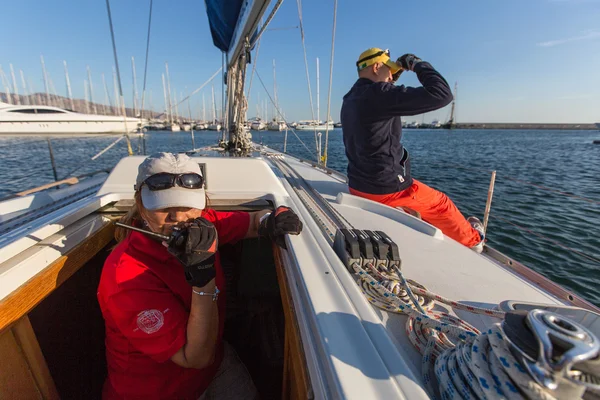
[341,62,453,194]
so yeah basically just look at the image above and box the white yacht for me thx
[250,118,266,130]
[267,120,287,131]
[295,120,334,131]
[0,102,141,134]
[207,122,222,131]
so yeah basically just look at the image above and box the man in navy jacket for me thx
[341,48,484,251]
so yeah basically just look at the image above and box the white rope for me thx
[348,261,580,399]
[322,0,337,166]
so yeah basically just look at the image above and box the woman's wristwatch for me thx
[192,286,220,301]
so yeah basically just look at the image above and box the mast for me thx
[113,67,120,110]
[63,61,75,111]
[0,66,13,104]
[84,80,90,113]
[211,84,216,123]
[102,73,113,110]
[40,55,50,106]
[132,57,139,117]
[9,64,20,105]
[161,73,168,122]
[87,66,97,114]
[49,78,64,109]
[202,93,206,122]
[316,57,320,123]
[19,70,29,105]
[165,62,174,125]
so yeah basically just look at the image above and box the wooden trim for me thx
[12,316,60,399]
[273,247,312,400]
[0,220,115,333]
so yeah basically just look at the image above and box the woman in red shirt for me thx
[97,152,302,399]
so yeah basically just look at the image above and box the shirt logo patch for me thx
[136,309,164,334]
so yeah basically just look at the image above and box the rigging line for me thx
[492,214,600,265]
[246,37,261,103]
[156,67,222,118]
[322,0,338,167]
[295,0,319,154]
[139,0,153,119]
[249,0,285,48]
[254,70,317,159]
[266,25,299,31]
[60,135,127,179]
[104,0,134,155]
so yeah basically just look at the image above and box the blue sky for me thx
[2,0,599,123]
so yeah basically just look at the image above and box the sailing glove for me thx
[259,206,303,250]
[397,54,422,72]
[167,217,218,287]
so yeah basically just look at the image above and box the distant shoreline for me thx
[434,123,598,130]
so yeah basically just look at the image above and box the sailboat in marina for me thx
[267,60,287,131]
[207,84,221,131]
[1,1,599,399]
[296,58,334,131]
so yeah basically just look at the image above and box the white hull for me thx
[207,124,221,131]
[295,123,334,131]
[251,122,266,130]
[0,103,140,134]
[168,124,181,132]
[0,120,141,135]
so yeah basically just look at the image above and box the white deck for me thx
[0,150,572,399]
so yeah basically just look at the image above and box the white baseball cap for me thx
[135,152,206,211]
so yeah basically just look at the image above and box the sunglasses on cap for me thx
[356,49,390,67]
[141,172,204,191]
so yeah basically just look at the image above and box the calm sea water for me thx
[1,128,599,306]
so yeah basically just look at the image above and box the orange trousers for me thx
[349,179,481,247]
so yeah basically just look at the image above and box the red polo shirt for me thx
[98,210,250,399]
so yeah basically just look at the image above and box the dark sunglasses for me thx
[142,173,204,191]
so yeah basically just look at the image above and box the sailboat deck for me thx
[0,149,584,399]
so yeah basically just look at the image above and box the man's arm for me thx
[379,62,453,117]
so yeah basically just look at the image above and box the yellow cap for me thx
[356,48,401,74]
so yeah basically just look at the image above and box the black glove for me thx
[258,206,303,249]
[397,54,422,72]
[391,68,404,83]
[167,217,218,287]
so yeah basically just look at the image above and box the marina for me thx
[0,0,599,399]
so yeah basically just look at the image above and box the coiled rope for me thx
[349,261,588,399]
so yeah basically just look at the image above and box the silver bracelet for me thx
[192,286,220,301]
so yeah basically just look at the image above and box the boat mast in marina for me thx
[87,66,97,114]
[131,57,139,117]
[40,55,51,106]
[84,79,90,114]
[19,70,29,105]
[161,73,168,122]
[63,61,75,110]
[165,62,174,125]
[316,57,320,123]
[9,64,20,105]
[0,67,13,104]
[102,73,112,109]
[112,67,120,110]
